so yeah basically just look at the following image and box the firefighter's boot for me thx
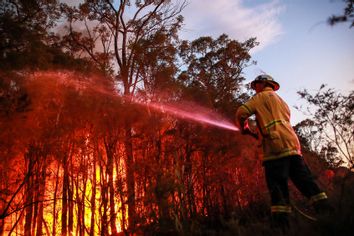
[271,212,290,233]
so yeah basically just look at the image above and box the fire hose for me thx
[291,203,317,221]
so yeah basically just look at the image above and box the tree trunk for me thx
[100,161,109,236]
[31,184,38,236]
[24,177,34,236]
[75,174,81,236]
[62,142,74,236]
[52,162,60,236]
[80,175,87,236]
[201,151,210,217]
[35,196,44,236]
[90,148,97,236]
[105,138,118,235]
[154,138,170,222]
[35,163,47,236]
[61,155,69,236]
[185,143,196,219]
[68,156,74,235]
[124,126,136,232]
[115,153,127,233]
[108,158,118,235]
[24,152,35,236]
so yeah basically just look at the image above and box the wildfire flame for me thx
[1,71,241,235]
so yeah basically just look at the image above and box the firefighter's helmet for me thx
[251,74,280,91]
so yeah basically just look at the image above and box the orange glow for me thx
[1,71,270,235]
[3,156,128,235]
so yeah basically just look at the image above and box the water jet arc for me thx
[138,101,239,132]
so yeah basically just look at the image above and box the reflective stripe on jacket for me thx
[236,87,302,161]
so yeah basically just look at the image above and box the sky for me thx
[179,0,354,124]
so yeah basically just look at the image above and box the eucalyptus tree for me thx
[170,34,258,227]
[297,86,354,168]
[0,0,61,69]
[59,0,187,231]
[178,34,257,117]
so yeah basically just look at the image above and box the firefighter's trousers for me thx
[263,155,328,227]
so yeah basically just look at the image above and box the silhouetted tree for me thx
[0,0,99,71]
[178,34,257,117]
[328,0,354,28]
[297,85,354,168]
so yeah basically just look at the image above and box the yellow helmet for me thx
[250,74,280,91]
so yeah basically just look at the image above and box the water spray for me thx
[135,100,239,132]
[32,71,239,132]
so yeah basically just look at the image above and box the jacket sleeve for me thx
[235,97,257,130]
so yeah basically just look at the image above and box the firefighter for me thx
[235,74,332,230]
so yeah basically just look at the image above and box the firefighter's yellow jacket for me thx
[236,87,302,161]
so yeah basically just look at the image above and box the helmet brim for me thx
[251,80,280,91]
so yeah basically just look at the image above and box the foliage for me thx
[178,34,257,117]
[0,0,56,69]
[328,0,354,28]
[60,0,186,92]
[0,0,98,71]
[296,85,354,168]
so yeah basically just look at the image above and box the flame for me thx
[4,158,127,235]
[2,71,242,235]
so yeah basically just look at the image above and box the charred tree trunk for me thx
[32,179,39,236]
[90,147,97,236]
[35,190,44,236]
[100,160,109,236]
[68,154,74,235]
[89,174,97,236]
[185,144,196,219]
[75,173,81,236]
[61,142,74,236]
[35,162,47,236]
[104,138,118,235]
[124,125,136,232]
[52,162,60,236]
[24,149,35,236]
[109,171,118,235]
[101,185,109,236]
[202,151,211,217]
[79,172,88,236]
[154,137,170,222]
[115,152,127,233]
[61,154,69,235]
[24,174,34,236]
